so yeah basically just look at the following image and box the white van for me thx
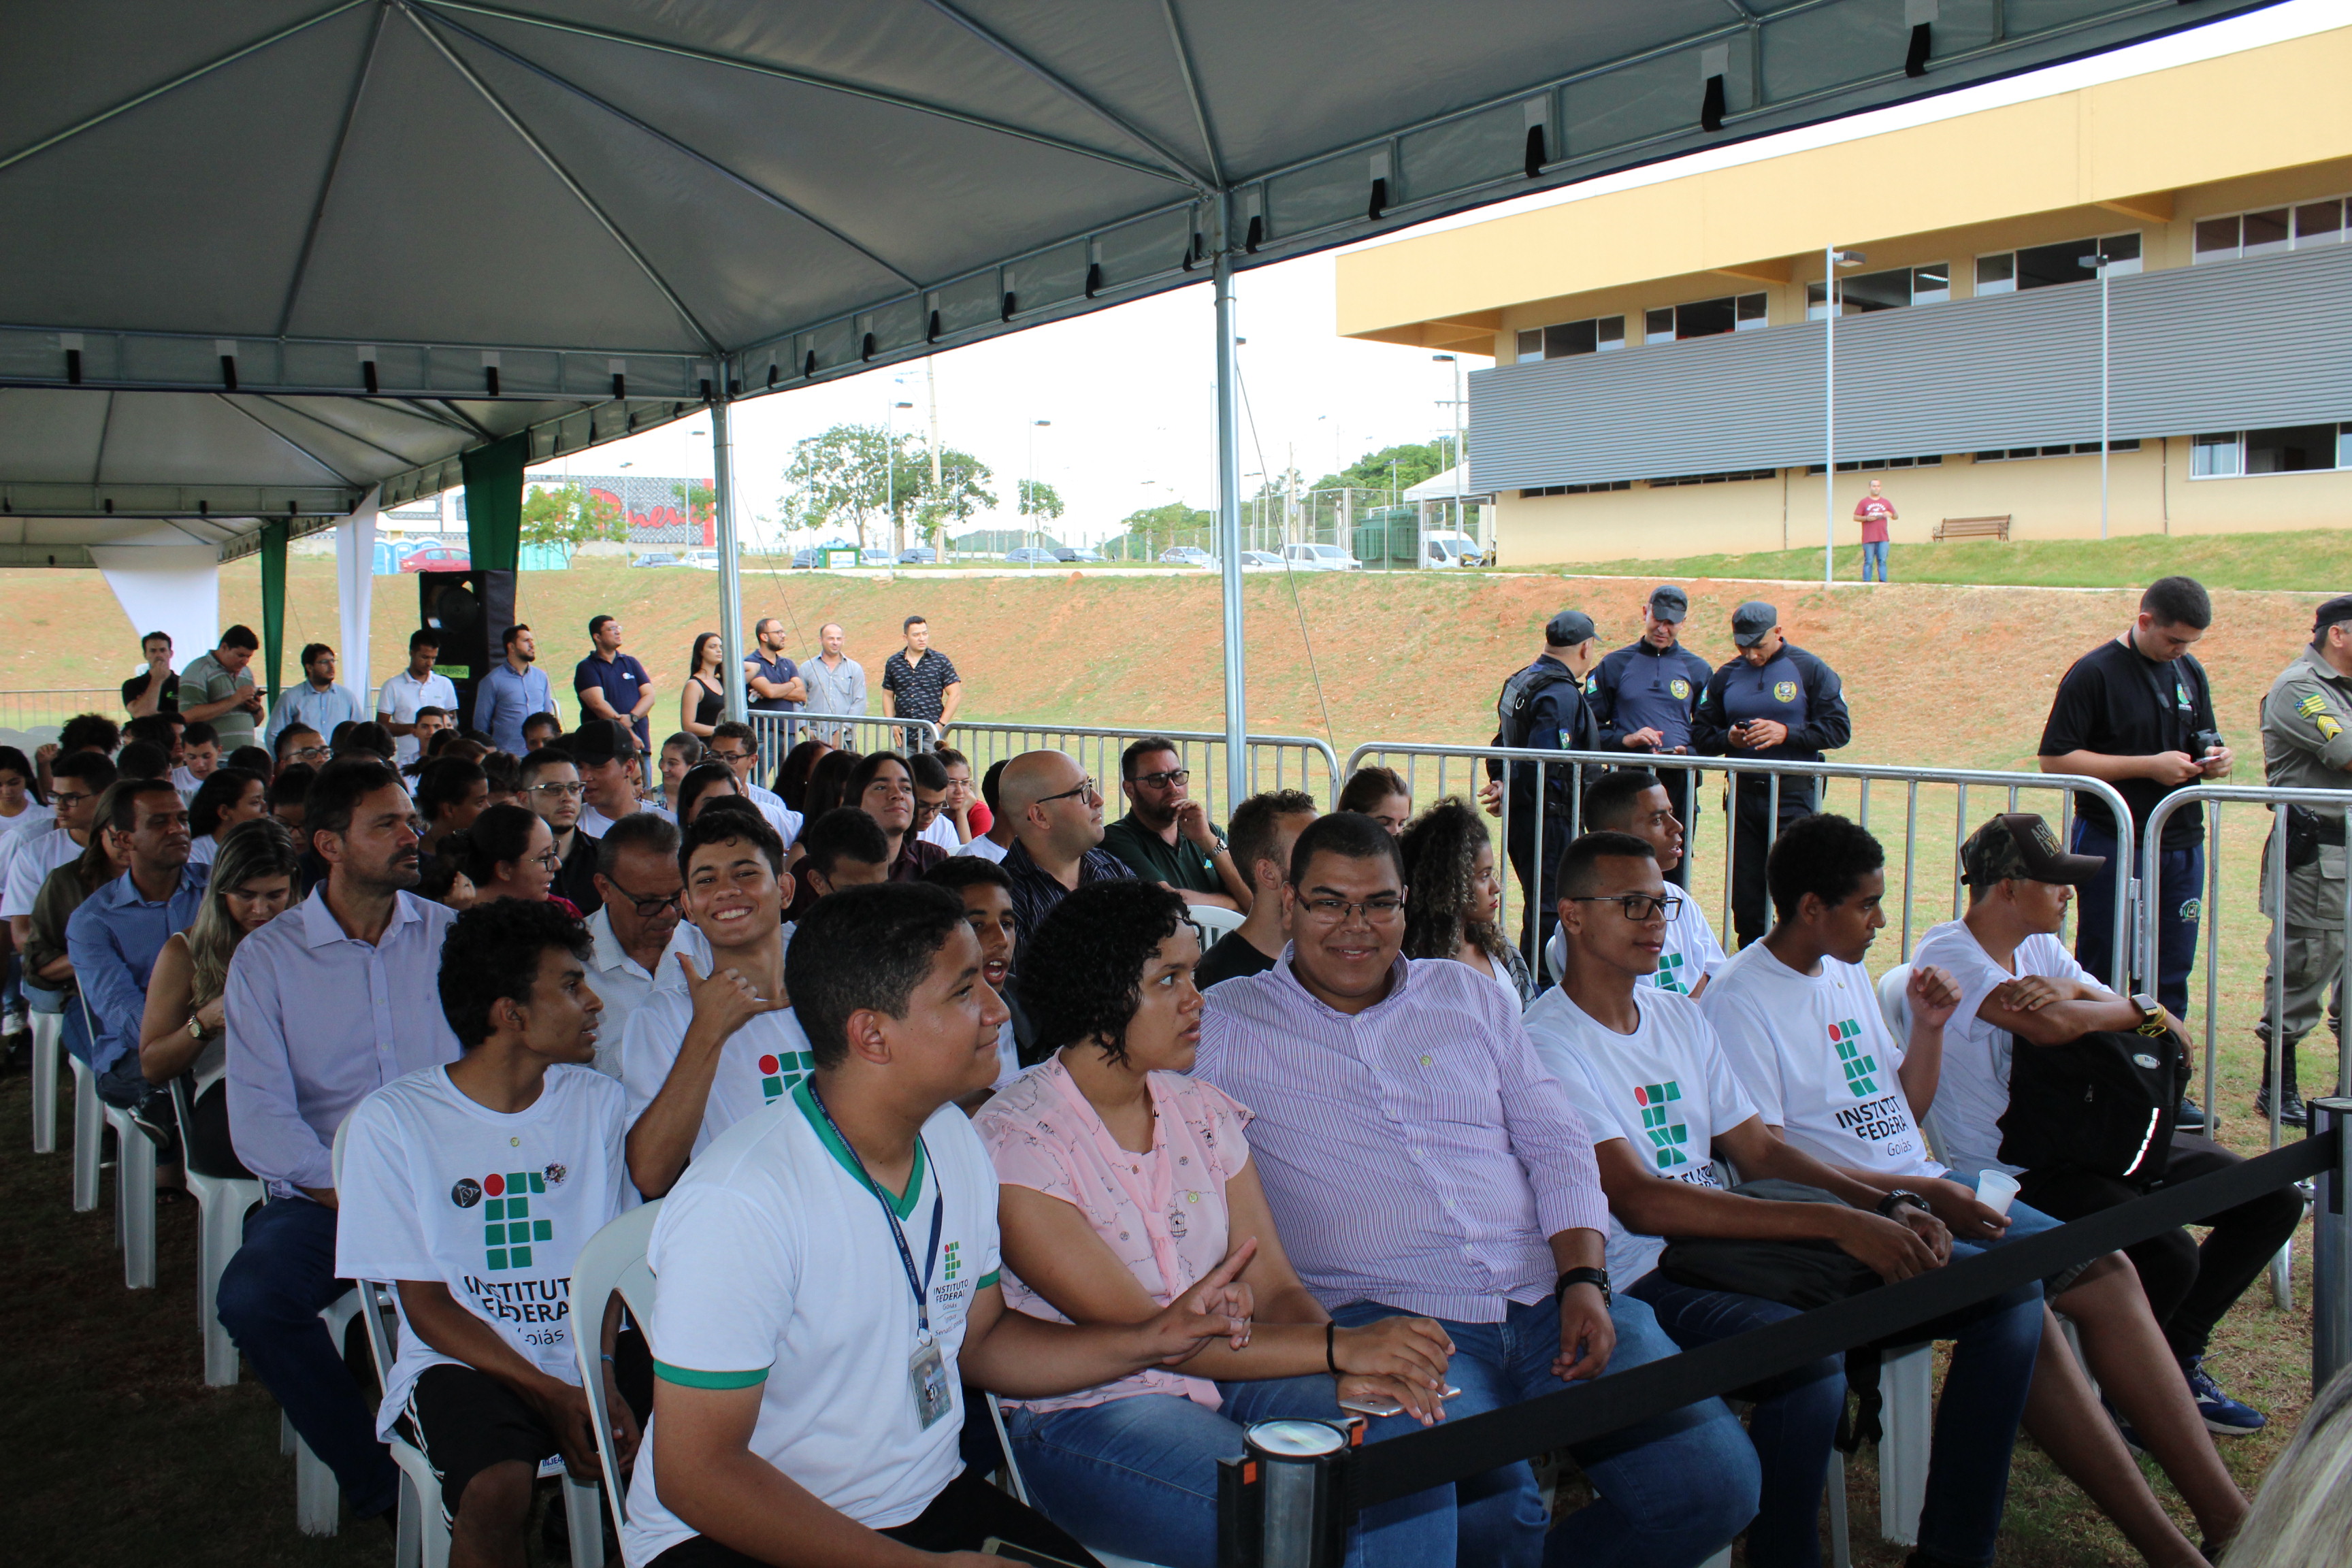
[1421,531,1483,568]
[1281,542,1363,572]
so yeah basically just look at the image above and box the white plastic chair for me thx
[293,1290,366,1535]
[984,1393,1171,1568]
[1187,904,1247,945]
[68,1048,103,1211]
[572,1202,664,1540]
[172,1074,264,1385]
[79,993,156,1288]
[29,1004,61,1153]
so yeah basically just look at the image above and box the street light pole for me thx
[1433,353,1464,561]
[1823,246,1866,587]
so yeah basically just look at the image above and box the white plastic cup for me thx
[1975,1169,2020,1218]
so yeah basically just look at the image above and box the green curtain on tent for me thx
[259,517,288,706]
[461,433,527,573]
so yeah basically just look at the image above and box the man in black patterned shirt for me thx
[881,615,962,738]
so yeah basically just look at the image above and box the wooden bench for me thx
[1933,514,2011,542]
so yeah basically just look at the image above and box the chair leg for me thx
[116,1113,157,1289]
[1878,1343,1934,1547]
[30,1011,59,1154]
[563,1476,605,1568]
[1825,1448,1850,1568]
[199,1187,250,1386]
[395,1467,425,1568]
[70,1060,101,1212]
[294,1431,342,1536]
[280,1409,295,1458]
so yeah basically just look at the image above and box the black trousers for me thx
[650,1467,1103,1566]
[1650,764,1701,892]
[1729,779,1817,950]
[2017,1132,2306,1362]
[1505,804,1571,981]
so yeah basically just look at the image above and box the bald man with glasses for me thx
[996,749,1133,959]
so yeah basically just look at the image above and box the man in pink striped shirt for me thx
[1196,811,1758,1568]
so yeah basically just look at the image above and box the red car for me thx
[400,544,472,573]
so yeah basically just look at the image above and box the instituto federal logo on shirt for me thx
[466,1169,552,1270]
[943,1239,962,1283]
[1829,1019,1879,1098]
[1633,1081,1690,1171]
[758,1049,815,1103]
[1652,950,1691,994]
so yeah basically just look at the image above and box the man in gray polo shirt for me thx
[798,621,868,747]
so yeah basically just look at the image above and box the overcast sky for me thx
[539,0,2345,548]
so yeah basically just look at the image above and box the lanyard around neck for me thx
[806,1081,945,1337]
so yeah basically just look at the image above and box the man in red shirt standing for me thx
[1855,478,1897,583]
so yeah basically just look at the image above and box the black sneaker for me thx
[2176,1096,2208,1131]
[2255,1085,2308,1128]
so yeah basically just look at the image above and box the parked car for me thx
[682,549,720,570]
[400,544,472,573]
[1160,546,1213,567]
[631,551,681,569]
[1237,550,1283,570]
[1054,546,1105,563]
[860,548,896,567]
[1004,546,1059,564]
[1421,531,1484,569]
[898,546,938,564]
[791,547,820,568]
[1281,542,1363,572]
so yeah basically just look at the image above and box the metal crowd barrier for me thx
[945,721,1343,823]
[740,712,940,773]
[1342,742,2138,985]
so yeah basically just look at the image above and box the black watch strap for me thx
[1876,1189,1929,1219]
[1555,1266,1611,1305]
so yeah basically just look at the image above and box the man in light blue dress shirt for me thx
[65,779,207,1115]
[263,642,369,750]
[219,758,459,1523]
[472,623,557,756]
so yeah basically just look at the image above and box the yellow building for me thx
[1337,25,2352,565]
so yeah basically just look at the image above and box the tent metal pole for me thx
[1213,241,1247,817]
[712,395,749,725]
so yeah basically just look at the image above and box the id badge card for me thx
[909,1336,951,1429]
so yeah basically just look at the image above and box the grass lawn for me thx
[1531,529,2352,592]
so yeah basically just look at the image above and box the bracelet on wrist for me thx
[1325,1322,1340,1377]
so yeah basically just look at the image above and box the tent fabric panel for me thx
[0,389,112,486]
[97,392,359,489]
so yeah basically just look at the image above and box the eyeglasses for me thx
[282,745,328,764]
[1567,894,1683,921]
[1036,777,1102,806]
[710,748,753,765]
[912,797,944,822]
[604,880,683,919]
[529,782,586,799]
[1298,896,1405,924]
[529,849,563,872]
[50,790,93,808]
[1132,768,1190,789]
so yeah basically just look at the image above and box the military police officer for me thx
[2255,594,2352,1126]
[1488,609,1602,963]
[1589,584,1714,888]
[1693,600,1852,947]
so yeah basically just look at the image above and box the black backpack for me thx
[1997,1027,2187,1186]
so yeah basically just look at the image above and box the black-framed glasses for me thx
[604,879,683,919]
[1132,768,1191,789]
[529,849,563,872]
[1567,894,1682,921]
[529,781,586,799]
[282,745,328,763]
[710,748,755,766]
[1036,777,1102,806]
[1299,896,1405,924]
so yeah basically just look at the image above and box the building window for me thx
[1975,441,2141,463]
[1516,316,1627,363]
[2194,197,2347,263]
[1646,469,1780,487]
[2189,426,2352,476]
[1807,264,1949,318]
[1803,455,1945,474]
[1644,293,1767,343]
[1974,232,2140,295]
[1519,480,1631,497]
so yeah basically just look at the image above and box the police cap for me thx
[1731,600,1778,648]
[1647,585,1688,623]
[2315,595,2352,637]
[1545,610,1597,648]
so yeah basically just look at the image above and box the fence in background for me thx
[947,721,1343,824]
[741,713,939,771]
[0,689,118,738]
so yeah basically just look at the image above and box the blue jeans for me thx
[215,1196,398,1517]
[1004,1377,1452,1568]
[1861,540,1890,581]
[1331,1294,1759,1568]
[2072,819,2203,1022]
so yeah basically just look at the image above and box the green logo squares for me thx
[484,1223,506,1245]
[1633,1081,1689,1169]
[1829,1021,1879,1096]
[487,1249,508,1270]
[943,1240,962,1281]
[476,1169,555,1272]
[485,1197,506,1221]
[761,1076,785,1099]
[509,1245,532,1268]
[532,1219,551,1242]
[506,1171,541,1196]
[1656,951,1688,994]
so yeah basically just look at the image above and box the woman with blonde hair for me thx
[138,817,301,1175]
[1398,796,1532,1008]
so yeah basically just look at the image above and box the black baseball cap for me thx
[1546,610,1597,647]
[2314,595,2352,636]
[1961,813,2106,887]
[570,719,639,764]
[1647,585,1688,623]
[1731,601,1778,648]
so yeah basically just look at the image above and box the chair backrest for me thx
[570,1202,664,1528]
[1188,904,1247,944]
[1876,964,1913,1041]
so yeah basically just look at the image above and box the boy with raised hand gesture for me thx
[625,883,1254,1568]
[623,808,815,1197]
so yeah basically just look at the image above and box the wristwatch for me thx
[1876,1190,1931,1220]
[1555,1266,1612,1305]
[186,1015,206,1042]
[1209,833,1230,857]
[2129,992,2168,1037]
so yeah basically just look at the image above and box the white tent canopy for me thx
[1401,464,1492,506]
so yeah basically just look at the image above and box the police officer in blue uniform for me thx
[1693,600,1852,947]
[1588,585,1714,889]
[1488,610,1602,967]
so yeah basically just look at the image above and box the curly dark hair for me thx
[1397,796,1506,965]
[1016,880,1191,1066]
[436,896,592,1049]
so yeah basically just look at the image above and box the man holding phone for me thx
[2038,576,2230,1128]
[1691,601,1851,949]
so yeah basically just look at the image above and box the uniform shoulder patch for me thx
[2297,692,2328,719]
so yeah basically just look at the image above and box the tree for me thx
[1015,478,1064,540]
[520,482,626,552]
[672,480,716,524]
[779,424,898,549]
[912,448,996,548]
[1307,440,1450,499]
[1102,500,1212,561]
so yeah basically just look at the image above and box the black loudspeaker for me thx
[419,568,515,730]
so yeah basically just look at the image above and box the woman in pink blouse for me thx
[975,881,1458,1568]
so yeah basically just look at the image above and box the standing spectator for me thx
[178,625,265,751]
[1194,789,1319,989]
[265,643,367,750]
[798,619,867,747]
[375,630,459,769]
[2254,594,2352,1126]
[472,624,555,757]
[1855,477,1899,583]
[519,749,601,915]
[743,617,807,742]
[584,812,683,1074]
[1693,600,1851,950]
[679,632,728,742]
[575,614,656,757]
[1488,610,1603,960]
[996,750,1130,951]
[174,720,223,804]
[1100,737,1249,911]
[1588,586,1712,888]
[571,719,647,838]
[67,779,206,1124]
[2038,576,2228,1128]
[219,758,458,1528]
[123,630,180,717]
[881,613,961,742]
[705,721,800,843]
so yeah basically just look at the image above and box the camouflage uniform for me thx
[2256,644,2352,1097]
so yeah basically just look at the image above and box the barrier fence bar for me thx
[944,721,1342,823]
[740,713,940,775]
[2318,1097,2352,1390]
[1343,742,2137,986]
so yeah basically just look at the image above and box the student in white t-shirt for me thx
[624,809,814,1198]
[336,898,641,1566]
[1544,769,1727,996]
[921,855,1028,1094]
[1530,831,2034,1568]
[622,882,1260,1568]
[1708,813,2255,1562]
